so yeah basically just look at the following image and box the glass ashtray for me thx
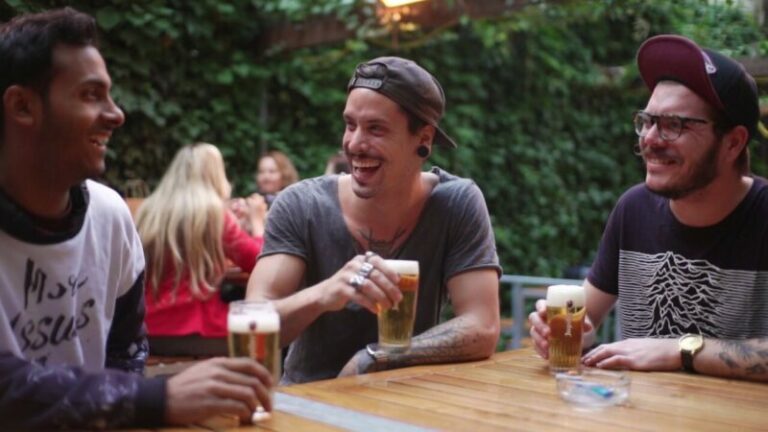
[556,369,630,409]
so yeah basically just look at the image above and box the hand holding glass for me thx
[546,285,586,373]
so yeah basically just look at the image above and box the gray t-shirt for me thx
[262,167,500,384]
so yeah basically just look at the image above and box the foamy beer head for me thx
[546,284,585,309]
[227,301,280,334]
[385,259,419,276]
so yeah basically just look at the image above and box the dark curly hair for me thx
[0,7,97,138]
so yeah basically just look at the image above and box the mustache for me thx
[634,143,677,161]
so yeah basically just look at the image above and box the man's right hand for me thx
[317,253,402,315]
[164,357,273,426]
[529,299,550,359]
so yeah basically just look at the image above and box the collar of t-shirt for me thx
[0,183,89,244]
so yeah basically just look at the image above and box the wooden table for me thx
[138,348,767,431]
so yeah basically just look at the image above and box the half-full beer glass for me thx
[227,300,280,420]
[378,260,419,352]
[546,284,586,373]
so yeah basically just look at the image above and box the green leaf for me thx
[96,7,122,30]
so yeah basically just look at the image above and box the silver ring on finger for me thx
[358,262,374,279]
[349,274,366,291]
[364,251,377,262]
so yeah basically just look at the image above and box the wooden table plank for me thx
[143,348,768,431]
[283,384,495,431]
[218,411,345,432]
[279,348,768,432]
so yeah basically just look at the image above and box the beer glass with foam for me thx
[378,260,419,352]
[227,300,280,420]
[546,284,586,373]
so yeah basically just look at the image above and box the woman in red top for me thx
[136,143,266,338]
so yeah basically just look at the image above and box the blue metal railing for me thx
[500,274,621,349]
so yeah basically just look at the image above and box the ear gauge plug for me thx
[416,145,430,158]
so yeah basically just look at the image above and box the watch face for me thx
[680,334,703,351]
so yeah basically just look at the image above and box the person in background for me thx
[0,8,271,429]
[530,34,767,382]
[136,143,266,344]
[247,56,500,384]
[324,150,350,175]
[230,150,298,234]
[255,149,299,207]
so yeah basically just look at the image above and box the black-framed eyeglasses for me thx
[633,111,711,141]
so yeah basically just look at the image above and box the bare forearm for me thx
[384,315,498,369]
[697,338,768,382]
[249,286,326,347]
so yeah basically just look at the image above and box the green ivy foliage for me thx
[1,0,765,283]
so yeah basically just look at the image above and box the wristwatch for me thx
[678,333,704,373]
[366,343,390,372]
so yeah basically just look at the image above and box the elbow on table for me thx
[475,320,500,359]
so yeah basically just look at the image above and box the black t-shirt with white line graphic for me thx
[588,178,768,339]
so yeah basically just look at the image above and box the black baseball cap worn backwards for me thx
[637,34,759,141]
[347,56,458,149]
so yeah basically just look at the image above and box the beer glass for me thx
[227,300,280,421]
[378,260,419,352]
[546,284,586,373]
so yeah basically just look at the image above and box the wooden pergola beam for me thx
[258,0,552,53]
[738,57,768,80]
[257,1,768,84]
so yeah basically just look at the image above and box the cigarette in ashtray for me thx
[252,407,272,423]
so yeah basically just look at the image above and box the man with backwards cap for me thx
[247,57,501,383]
[530,35,768,381]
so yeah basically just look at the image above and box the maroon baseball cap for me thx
[347,56,457,148]
[637,34,759,141]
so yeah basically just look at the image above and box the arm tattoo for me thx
[385,315,490,369]
[718,352,739,369]
[357,227,406,257]
[745,364,767,375]
[716,338,768,378]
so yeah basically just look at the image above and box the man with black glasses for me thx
[247,57,501,383]
[530,35,768,381]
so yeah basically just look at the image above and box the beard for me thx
[640,139,720,200]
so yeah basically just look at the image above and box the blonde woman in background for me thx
[136,143,266,345]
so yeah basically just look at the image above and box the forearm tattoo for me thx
[716,338,768,378]
[386,315,491,369]
[358,227,406,257]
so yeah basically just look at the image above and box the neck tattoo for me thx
[358,227,406,257]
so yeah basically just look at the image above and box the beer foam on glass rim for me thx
[385,259,419,275]
[227,310,280,333]
[546,285,585,308]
